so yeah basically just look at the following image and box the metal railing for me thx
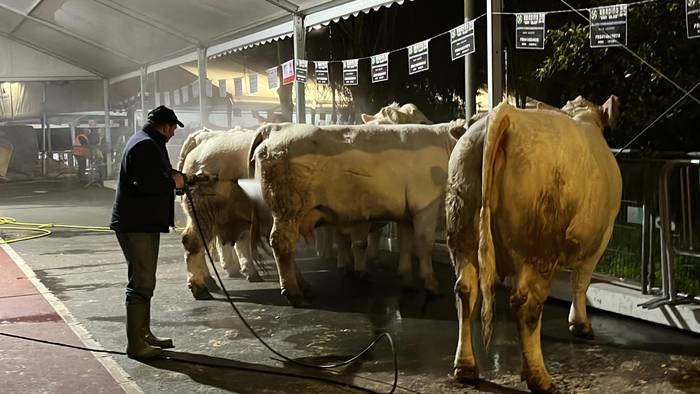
[382,154,700,309]
[636,158,700,308]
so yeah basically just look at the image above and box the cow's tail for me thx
[247,126,273,265]
[478,102,511,349]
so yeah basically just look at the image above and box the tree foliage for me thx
[524,0,700,151]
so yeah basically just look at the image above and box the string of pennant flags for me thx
[113,0,699,111]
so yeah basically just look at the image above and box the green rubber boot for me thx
[144,302,174,349]
[126,303,162,359]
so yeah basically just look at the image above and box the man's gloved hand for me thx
[172,172,185,190]
[184,170,213,185]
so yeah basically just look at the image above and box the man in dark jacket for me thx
[110,105,185,359]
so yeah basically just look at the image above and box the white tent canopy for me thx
[0,0,409,82]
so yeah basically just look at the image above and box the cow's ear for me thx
[449,119,467,140]
[601,95,620,129]
[361,113,374,124]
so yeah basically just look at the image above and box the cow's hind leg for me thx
[219,237,242,278]
[512,264,557,393]
[350,223,371,280]
[182,224,214,300]
[335,229,352,273]
[396,222,414,288]
[452,250,480,382]
[366,227,382,259]
[568,228,611,339]
[568,262,596,339]
[234,231,263,282]
[270,219,308,306]
[412,200,441,295]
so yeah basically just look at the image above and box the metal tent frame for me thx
[0,0,428,177]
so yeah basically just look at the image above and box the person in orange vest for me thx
[72,130,90,181]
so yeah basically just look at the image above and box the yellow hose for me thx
[0,217,183,244]
[0,216,111,244]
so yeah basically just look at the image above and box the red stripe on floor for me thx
[0,246,126,393]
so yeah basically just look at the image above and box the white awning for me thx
[0,0,410,82]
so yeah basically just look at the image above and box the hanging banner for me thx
[219,80,227,97]
[249,72,258,94]
[173,89,181,106]
[181,86,189,103]
[234,78,243,96]
[516,13,546,50]
[343,59,359,85]
[267,67,279,90]
[164,92,171,106]
[450,20,475,60]
[315,61,329,85]
[408,40,430,75]
[192,81,199,98]
[296,59,308,83]
[282,60,295,85]
[688,0,700,39]
[371,53,389,83]
[155,91,161,106]
[590,4,627,48]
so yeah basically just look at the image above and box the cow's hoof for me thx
[246,272,264,283]
[569,322,594,340]
[523,373,558,394]
[282,290,312,308]
[190,285,214,300]
[528,383,560,394]
[453,366,479,384]
[205,276,221,292]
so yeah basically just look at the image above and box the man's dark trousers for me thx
[115,232,160,304]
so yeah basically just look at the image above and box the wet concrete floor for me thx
[1,179,699,393]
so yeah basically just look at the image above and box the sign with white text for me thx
[516,13,546,50]
[590,4,627,48]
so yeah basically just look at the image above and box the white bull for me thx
[250,120,466,306]
[329,103,434,280]
[446,96,621,393]
[179,129,263,300]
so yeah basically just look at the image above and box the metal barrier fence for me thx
[384,154,700,309]
[626,157,700,308]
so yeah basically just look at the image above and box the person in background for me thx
[72,130,89,181]
[109,105,185,359]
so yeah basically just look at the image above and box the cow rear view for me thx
[447,96,622,393]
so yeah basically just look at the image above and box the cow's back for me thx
[182,131,255,181]
[257,123,456,222]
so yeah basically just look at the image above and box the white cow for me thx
[446,96,621,393]
[179,129,263,300]
[330,103,434,280]
[249,120,467,306]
